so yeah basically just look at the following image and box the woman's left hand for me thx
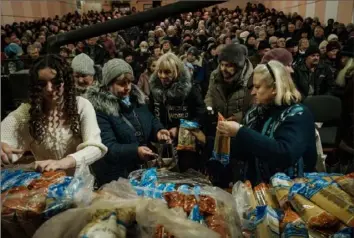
[157,129,172,143]
[217,121,241,137]
[35,156,76,172]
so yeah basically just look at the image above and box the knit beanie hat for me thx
[218,43,248,68]
[258,40,271,50]
[240,31,250,41]
[102,59,134,86]
[285,39,297,48]
[187,46,200,57]
[71,53,95,75]
[261,48,293,66]
[304,45,321,58]
[327,34,338,42]
[319,40,329,50]
[326,41,341,52]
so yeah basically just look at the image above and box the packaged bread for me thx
[334,173,354,197]
[252,205,280,238]
[177,119,199,152]
[254,183,279,209]
[211,113,230,166]
[290,179,354,227]
[245,180,257,210]
[271,173,294,208]
[304,172,341,183]
[281,207,308,238]
[288,187,339,230]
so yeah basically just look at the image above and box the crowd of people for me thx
[1,2,354,187]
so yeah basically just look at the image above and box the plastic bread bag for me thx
[136,198,220,238]
[250,205,280,238]
[254,183,279,210]
[177,119,200,152]
[210,113,230,166]
[271,173,295,208]
[332,227,354,238]
[334,173,354,197]
[281,207,308,238]
[232,180,257,237]
[287,186,340,232]
[304,173,342,183]
[289,179,354,227]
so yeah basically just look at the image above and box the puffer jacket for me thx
[84,85,164,186]
[149,66,206,129]
[205,59,253,120]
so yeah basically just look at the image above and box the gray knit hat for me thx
[218,44,248,68]
[71,53,95,75]
[102,58,134,86]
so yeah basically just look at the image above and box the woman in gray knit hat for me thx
[84,58,171,186]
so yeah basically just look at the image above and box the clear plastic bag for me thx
[1,165,95,238]
[136,198,220,238]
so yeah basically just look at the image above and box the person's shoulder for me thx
[76,96,95,112]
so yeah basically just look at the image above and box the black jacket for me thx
[149,68,206,129]
[85,85,164,186]
[293,61,335,97]
[83,44,108,66]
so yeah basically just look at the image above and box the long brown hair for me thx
[28,55,80,142]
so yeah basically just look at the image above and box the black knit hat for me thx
[341,40,354,58]
[218,43,248,68]
[285,39,297,48]
[258,40,271,51]
[187,46,200,57]
[326,41,341,52]
[304,45,321,58]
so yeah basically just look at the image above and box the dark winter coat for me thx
[205,59,253,119]
[293,61,335,97]
[231,104,317,185]
[85,85,164,186]
[149,67,206,129]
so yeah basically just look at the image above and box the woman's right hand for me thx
[1,142,23,165]
[138,146,156,160]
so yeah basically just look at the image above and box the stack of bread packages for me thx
[232,172,354,238]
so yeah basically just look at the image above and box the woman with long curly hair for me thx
[1,55,107,175]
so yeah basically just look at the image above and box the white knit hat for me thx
[327,34,338,42]
[71,53,95,75]
[240,31,250,41]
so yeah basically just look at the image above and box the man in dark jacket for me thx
[293,46,335,98]
[249,40,271,68]
[83,37,108,66]
[205,43,253,121]
[322,41,341,80]
[85,59,170,186]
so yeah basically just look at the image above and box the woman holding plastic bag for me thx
[1,55,107,176]
[85,59,171,186]
[217,60,317,185]
[149,53,206,172]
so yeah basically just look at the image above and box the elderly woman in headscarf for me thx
[3,43,24,74]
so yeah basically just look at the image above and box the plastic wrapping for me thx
[136,199,220,238]
[281,207,308,238]
[210,113,230,166]
[177,119,200,152]
[1,165,94,238]
[254,183,279,209]
[334,173,354,197]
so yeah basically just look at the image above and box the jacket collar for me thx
[84,84,146,117]
[150,67,192,103]
[214,58,253,87]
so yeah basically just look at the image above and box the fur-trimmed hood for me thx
[149,66,192,103]
[84,84,146,117]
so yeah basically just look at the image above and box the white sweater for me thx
[1,96,107,175]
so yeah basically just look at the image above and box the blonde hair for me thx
[336,57,354,87]
[155,53,185,80]
[254,60,302,106]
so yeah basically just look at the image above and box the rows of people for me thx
[1,3,353,186]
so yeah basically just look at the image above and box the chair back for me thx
[303,95,342,124]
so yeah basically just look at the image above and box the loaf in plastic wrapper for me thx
[1,165,95,238]
[289,178,354,227]
[210,113,230,165]
[281,207,308,238]
[334,173,354,197]
[176,119,199,152]
[254,183,279,209]
[249,205,280,238]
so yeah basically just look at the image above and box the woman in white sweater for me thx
[1,55,107,175]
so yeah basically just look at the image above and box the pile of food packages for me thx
[232,172,354,238]
[1,167,93,238]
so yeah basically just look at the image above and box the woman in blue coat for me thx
[217,60,317,185]
[85,59,170,186]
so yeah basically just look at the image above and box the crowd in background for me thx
[1,2,354,186]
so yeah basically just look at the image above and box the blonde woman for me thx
[149,53,206,172]
[217,60,317,184]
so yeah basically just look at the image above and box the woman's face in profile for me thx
[251,73,276,105]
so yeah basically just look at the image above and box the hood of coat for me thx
[149,65,192,103]
[213,58,253,87]
[84,84,146,117]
